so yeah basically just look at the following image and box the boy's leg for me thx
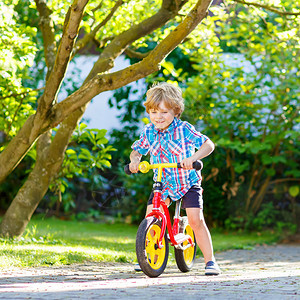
[186,207,221,275]
[145,204,153,216]
[185,207,214,264]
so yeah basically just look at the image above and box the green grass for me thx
[0,216,281,269]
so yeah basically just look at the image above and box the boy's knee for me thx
[188,217,205,229]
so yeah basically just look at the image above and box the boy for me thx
[129,83,221,275]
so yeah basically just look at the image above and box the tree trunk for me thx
[0,132,54,236]
[0,112,78,237]
[250,176,271,214]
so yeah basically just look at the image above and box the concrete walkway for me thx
[0,244,299,299]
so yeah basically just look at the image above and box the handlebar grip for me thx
[124,164,132,175]
[177,160,203,171]
[193,160,203,171]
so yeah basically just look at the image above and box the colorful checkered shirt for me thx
[131,118,208,201]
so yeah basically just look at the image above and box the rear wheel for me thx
[136,217,169,277]
[174,217,197,272]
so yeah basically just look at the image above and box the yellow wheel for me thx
[136,217,169,277]
[174,217,197,272]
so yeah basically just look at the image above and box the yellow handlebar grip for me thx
[139,161,151,173]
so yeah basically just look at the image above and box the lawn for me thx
[0,216,281,269]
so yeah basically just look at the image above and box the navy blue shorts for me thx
[147,185,203,209]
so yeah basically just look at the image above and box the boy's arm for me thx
[129,150,142,173]
[181,139,215,169]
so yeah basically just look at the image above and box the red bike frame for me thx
[145,175,194,250]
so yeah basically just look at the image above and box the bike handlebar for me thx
[124,164,133,175]
[124,160,203,175]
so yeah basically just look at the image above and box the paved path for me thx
[0,244,299,299]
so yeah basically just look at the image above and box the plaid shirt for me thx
[132,118,208,201]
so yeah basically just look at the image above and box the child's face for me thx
[149,101,176,130]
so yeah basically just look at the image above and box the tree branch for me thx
[234,0,300,16]
[34,0,56,73]
[73,0,125,56]
[36,0,89,115]
[85,0,189,81]
[269,178,300,185]
[46,0,213,128]
[92,36,114,50]
[124,47,149,59]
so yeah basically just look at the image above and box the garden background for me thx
[0,0,299,264]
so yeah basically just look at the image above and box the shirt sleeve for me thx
[183,122,209,149]
[131,126,150,155]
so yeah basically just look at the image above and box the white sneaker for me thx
[205,261,221,275]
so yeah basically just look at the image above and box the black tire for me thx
[136,217,169,277]
[174,217,197,272]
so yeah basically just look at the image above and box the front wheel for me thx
[136,217,169,277]
[174,217,197,272]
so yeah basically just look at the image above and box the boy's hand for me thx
[180,157,194,170]
[129,150,142,173]
[129,161,140,173]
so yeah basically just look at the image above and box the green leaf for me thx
[232,143,246,154]
[79,132,90,142]
[97,160,111,168]
[161,60,178,76]
[78,148,92,160]
[96,129,107,140]
[66,149,76,155]
[285,170,300,177]
[289,186,299,197]
[60,184,66,193]
[266,168,276,176]
[79,123,88,131]
[262,154,272,165]
[216,138,231,146]
[233,160,249,173]
[97,137,109,145]
[272,156,287,164]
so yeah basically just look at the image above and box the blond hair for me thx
[144,83,184,118]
